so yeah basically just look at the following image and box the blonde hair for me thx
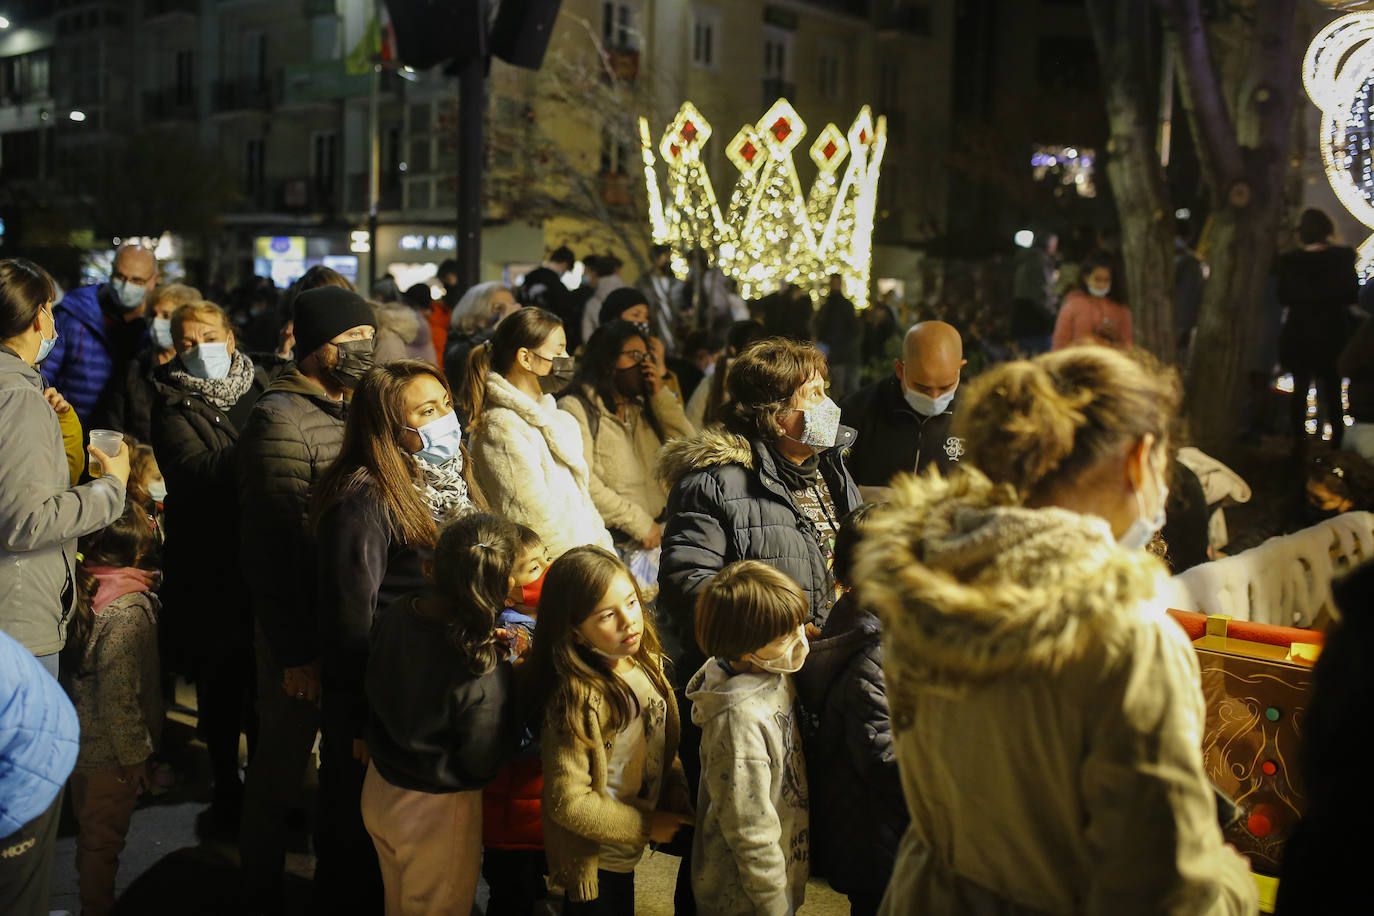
[954,347,1181,501]
[151,283,202,313]
[170,300,230,343]
[695,560,808,659]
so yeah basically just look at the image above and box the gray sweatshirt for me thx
[687,659,809,916]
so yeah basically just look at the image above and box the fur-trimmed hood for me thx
[855,468,1165,682]
[655,422,856,488]
[373,300,423,342]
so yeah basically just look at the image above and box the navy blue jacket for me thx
[45,284,147,424]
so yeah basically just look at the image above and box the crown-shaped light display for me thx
[639,99,887,307]
[1305,12,1374,279]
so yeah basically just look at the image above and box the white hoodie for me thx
[686,659,809,916]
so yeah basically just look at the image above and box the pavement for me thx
[50,683,849,915]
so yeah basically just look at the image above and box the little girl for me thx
[362,512,522,916]
[530,546,692,914]
[60,502,163,916]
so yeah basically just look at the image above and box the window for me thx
[879,57,901,111]
[601,1,636,51]
[600,129,630,175]
[245,138,265,196]
[311,130,339,200]
[818,43,843,100]
[762,25,792,81]
[241,30,267,85]
[691,4,720,69]
[175,50,195,104]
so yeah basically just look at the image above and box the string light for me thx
[1304,12,1374,279]
[642,98,886,307]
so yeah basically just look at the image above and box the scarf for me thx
[167,350,256,410]
[412,452,475,525]
[85,566,155,614]
[767,442,821,490]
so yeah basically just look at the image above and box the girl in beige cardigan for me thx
[528,546,693,913]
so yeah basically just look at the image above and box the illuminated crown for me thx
[639,99,887,308]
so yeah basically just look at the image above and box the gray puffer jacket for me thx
[0,347,124,656]
[656,424,859,680]
[236,367,346,670]
[793,592,907,897]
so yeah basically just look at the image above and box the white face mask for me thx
[1119,463,1168,551]
[1086,283,1112,298]
[150,317,174,350]
[148,479,167,502]
[751,625,810,674]
[904,384,956,418]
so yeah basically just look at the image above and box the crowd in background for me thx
[1,206,1371,916]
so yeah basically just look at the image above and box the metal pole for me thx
[456,54,486,290]
[367,61,381,292]
[1158,40,1175,168]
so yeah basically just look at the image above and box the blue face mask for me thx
[904,384,957,418]
[112,278,146,311]
[410,409,462,465]
[181,341,232,379]
[150,317,174,350]
[35,307,58,364]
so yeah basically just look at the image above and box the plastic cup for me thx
[88,429,123,477]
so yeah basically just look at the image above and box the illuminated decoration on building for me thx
[1305,11,1374,279]
[639,99,886,307]
[1031,144,1096,198]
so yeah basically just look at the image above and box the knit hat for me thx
[599,287,648,326]
[293,286,377,359]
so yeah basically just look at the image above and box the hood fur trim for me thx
[373,301,422,342]
[854,468,1164,682]
[656,424,755,486]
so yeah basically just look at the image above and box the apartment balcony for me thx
[144,0,199,21]
[143,86,198,121]
[210,76,278,115]
[281,59,375,107]
[762,78,796,105]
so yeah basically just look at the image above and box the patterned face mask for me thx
[791,396,841,450]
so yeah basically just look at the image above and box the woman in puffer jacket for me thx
[856,347,1256,915]
[558,320,694,555]
[459,307,612,557]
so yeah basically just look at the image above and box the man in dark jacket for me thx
[150,300,274,832]
[97,282,200,443]
[814,273,862,397]
[236,287,376,913]
[840,321,964,496]
[44,244,159,424]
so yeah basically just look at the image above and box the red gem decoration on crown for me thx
[771,117,792,141]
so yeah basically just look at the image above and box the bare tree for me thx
[1086,0,1301,451]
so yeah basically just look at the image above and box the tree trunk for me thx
[1088,0,1177,360]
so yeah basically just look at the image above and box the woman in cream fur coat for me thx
[458,307,612,557]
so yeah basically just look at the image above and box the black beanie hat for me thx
[293,286,377,359]
[599,287,648,327]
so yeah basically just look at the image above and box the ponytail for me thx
[459,341,493,431]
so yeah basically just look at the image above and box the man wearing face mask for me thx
[96,283,201,444]
[44,244,160,425]
[235,286,376,912]
[840,321,966,498]
[149,300,276,836]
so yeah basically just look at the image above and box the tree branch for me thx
[1156,0,1245,192]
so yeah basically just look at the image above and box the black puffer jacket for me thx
[793,592,907,897]
[656,424,859,681]
[151,357,273,665]
[95,347,162,444]
[839,375,962,487]
[237,368,347,670]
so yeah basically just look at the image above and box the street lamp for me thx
[69,110,87,122]
[0,15,11,29]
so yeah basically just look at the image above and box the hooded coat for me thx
[0,627,79,837]
[0,346,125,656]
[372,301,437,366]
[655,424,860,675]
[467,371,612,558]
[854,470,1257,916]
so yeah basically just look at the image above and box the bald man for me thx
[839,321,966,492]
[44,244,160,423]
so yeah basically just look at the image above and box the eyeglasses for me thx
[620,349,648,363]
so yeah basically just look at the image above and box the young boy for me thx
[687,560,810,916]
[497,524,547,658]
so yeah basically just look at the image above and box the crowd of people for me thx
[0,209,1366,916]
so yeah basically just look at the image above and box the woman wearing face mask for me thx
[0,257,128,678]
[558,321,694,557]
[597,287,681,399]
[309,359,488,905]
[854,347,1255,915]
[149,300,275,821]
[1051,251,1133,351]
[96,283,201,444]
[460,307,613,558]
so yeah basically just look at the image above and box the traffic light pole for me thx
[456,54,486,291]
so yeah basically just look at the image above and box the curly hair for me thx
[719,337,829,443]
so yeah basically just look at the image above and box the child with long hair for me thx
[529,546,692,913]
[362,512,522,915]
[687,560,811,916]
[60,502,163,916]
